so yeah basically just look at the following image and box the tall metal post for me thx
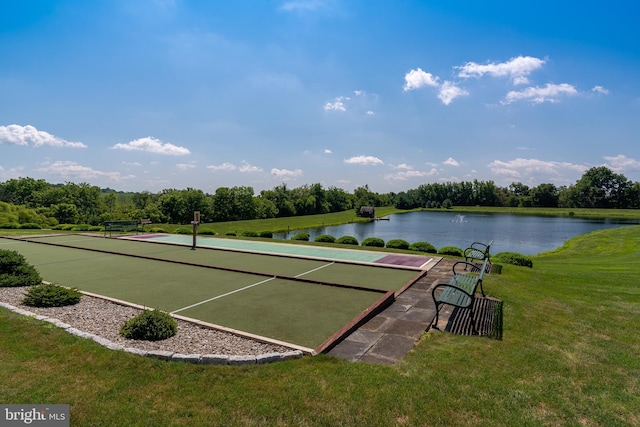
[191,211,200,250]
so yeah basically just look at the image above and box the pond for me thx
[274,211,639,255]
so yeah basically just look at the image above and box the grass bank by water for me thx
[1,225,639,425]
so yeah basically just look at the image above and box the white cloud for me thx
[323,96,349,111]
[457,56,545,85]
[111,136,190,155]
[207,162,237,171]
[488,158,587,180]
[403,68,440,91]
[603,154,640,172]
[206,161,263,173]
[176,162,197,170]
[0,124,87,148]
[385,168,438,181]
[443,157,460,167]
[592,85,609,94]
[502,83,578,105]
[438,81,469,105]
[122,161,143,167]
[37,161,135,182]
[238,161,263,173]
[324,149,332,154]
[271,168,303,180]
[344,155,384,166]
[393,163,413,170]
[403,70,467,105]
[279,0,328,12]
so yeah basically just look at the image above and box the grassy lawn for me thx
[187,206,412,236]
[1,215,639,425]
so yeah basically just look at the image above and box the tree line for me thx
[0,166,638,226]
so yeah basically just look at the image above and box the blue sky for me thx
[1,0,639,194]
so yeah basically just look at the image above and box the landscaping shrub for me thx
[225,231,237,236]
[336,236,359,245]
[291,232,310,241]
[119,309,178,341]
[18,223,42,229]
[0,222,19,229]
[408,241,437,253]
[492,252,533,268]
[241,231,259,237]
[386,239,410,250]
[197,229,216,235]
[437,246,463,256]
[71,224,90,231]
[88,226,103,232]
[149,227,166,233]
[175,227,192,235]
[23,284,82,307]
[258,231,273,238]
[62,224,75,230]
[314,234,336,243]
[362,237,385,247]
[0,250,42,287]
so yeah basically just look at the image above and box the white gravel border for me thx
[0,286,306,365]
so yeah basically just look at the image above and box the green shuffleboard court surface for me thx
[0,234,429,351]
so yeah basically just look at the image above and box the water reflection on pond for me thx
[275,211,638,255]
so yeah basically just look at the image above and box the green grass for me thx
[1,215,640,425]
[171,207,416,235]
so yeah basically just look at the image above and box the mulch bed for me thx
[445,296,503,339]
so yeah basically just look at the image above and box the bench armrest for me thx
[452,261,482,275]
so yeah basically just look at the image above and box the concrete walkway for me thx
[327,257,456,365]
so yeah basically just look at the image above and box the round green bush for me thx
[197,229,217,235]
[492,252,533,268]
[437,246,463,256]
[88,226,103,232]
[149,227,166,233]
[291,232,310,241]
[23,284,82,307]
[258,231,273,238]
[241,230,259,237]
[336,236,359,245]
[0,250,42,287]
[0,223,19,229]
[314,234,336,243]
[225,231,237,236]
[408,241,437,253]
[175,227,192,235]
[386,239,410,250]
[71,224,90,231]
[119,309,178,341]
[362,237,385,247]
[18,223,42,230]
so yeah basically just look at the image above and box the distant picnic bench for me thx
[103,219,151,237]
[431,257,490,335]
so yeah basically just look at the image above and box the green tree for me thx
[0,177,50,206]
[50,203,79,224]
[530,183,559,207]
[211,187,235,221]
[568,166,631,208]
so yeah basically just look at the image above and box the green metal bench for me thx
[463,240,493,272]
[103,220,140,237]
[431,257,490,334]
